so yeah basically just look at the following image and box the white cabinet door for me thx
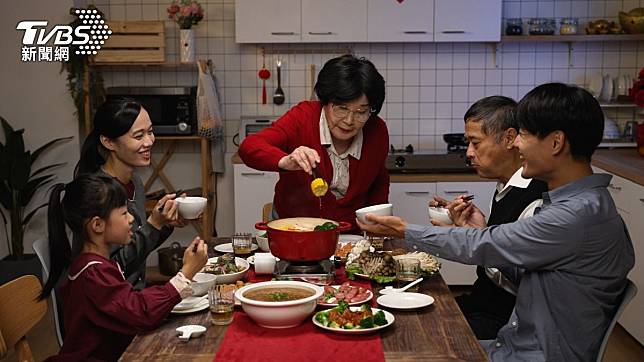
[233,164,279,233]
[235,0,301,43]
[367,0,434,42]
[301,0,367,42]
[436,181,496,216]
[434,0,502,42]
[435,181,495,285]
[388,182,436,225]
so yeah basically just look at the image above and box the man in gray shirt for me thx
[359,83,634,362]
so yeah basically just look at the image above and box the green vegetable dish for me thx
[314,301,388,330]
[314,221,338,231]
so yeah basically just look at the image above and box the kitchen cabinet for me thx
[433,0,502,42]
[301,0,367,42]
[233,164,279,233]
[389,181,495,285]
[595,167,644,344]
[367,0,434,42]
[235,0,502,44]
[235,0,301,43]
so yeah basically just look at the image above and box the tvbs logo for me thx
[17,8,111,62]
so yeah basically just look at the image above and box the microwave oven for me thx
[239,116,277,142]
[106,87,197,135]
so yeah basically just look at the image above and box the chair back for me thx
[262,202,273,222]
[0,275,47,362]
[596,279,638,362]
[33,238,65,347]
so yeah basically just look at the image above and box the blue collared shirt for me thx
[405,173,634,362]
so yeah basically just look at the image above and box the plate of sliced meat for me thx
[317,282,373,306]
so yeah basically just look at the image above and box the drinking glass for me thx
[395,259,421,292]
[208,285,234,326]
[232,233,253,258]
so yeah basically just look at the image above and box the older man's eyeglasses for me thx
[331,104,373,123]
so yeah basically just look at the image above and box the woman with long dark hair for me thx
[239,54,390,230]
[41,175,207,361]
[75,99,187,288]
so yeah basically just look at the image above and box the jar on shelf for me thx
[528,18,556,35]
[560,18,579,35]
[505,18,523,36]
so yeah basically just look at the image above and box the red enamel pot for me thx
[254,217,351,262]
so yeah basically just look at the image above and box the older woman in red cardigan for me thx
[239,55,389,230]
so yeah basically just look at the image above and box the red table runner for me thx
[214,267,385,362]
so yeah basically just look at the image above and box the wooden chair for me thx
[0,275,47,362]
[262,202,273,222]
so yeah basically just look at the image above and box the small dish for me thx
[317,285,374,307]
[376,292,435,310]
[171,299,209,314]
[339,234,364,244]
[176,325,207,341]
[214,243,258,254]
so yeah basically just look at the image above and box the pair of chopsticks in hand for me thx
[157,189,185,212]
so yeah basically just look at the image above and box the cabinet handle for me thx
[241,172,266,176]
[640,199,644,204]
[443,190,469,194]
[270,32,296,36]
[404,191,431,195]
[607,184,622,191]
[441,30,466,34]
[308,31,334,35]
[403,31,428,34]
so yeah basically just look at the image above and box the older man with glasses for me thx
[239,54,389,231]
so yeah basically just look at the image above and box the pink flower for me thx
[190,3,200,15]
[181,6,191,16]
[167,4,180,15]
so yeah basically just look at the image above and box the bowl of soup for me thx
[235,281,323,328]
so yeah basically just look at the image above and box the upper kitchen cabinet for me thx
[433,0,502,42]
[367,0,434,42]
[301,0,367,42]
[235,0,301,43]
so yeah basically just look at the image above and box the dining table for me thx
[119,237,489,362]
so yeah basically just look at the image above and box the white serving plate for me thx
[376,292,435,310]
[312,307,395,334]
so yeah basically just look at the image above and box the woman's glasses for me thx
[331,104,373,123]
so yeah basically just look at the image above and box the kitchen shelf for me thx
[599,103,637,108]
[500,34,644,43]
[492,34,644,67]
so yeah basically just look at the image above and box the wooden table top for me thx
[592,148,644,186]
[120,238,488,362]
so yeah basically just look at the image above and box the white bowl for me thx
[191,272,217,296]
[355,203,393,225]
[203,257,250,284]
[254,231,270,252]
[428,206,453,225]
[235,281,323,329]
[175,197,207,219]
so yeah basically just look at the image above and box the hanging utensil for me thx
[258,50,271,104]
[309,64,317,101]
[273,59,285,105]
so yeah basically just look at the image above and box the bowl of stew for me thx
[235,281,324,328]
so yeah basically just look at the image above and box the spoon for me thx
[273,59,285,105]
[379,277,424,295]
[176,325,207,341]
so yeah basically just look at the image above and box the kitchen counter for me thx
[232,153,487,182]
[592,149,644,186]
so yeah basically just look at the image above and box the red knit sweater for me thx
[239,101,390,230]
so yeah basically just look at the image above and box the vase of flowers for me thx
[629,67,644,157]
[167,0,204,63]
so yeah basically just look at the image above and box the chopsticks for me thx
[157,189,184,212]
[461,194,475,202]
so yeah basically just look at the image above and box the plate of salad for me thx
[313,301,394,334]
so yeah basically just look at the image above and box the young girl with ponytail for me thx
[41,175,207,361]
